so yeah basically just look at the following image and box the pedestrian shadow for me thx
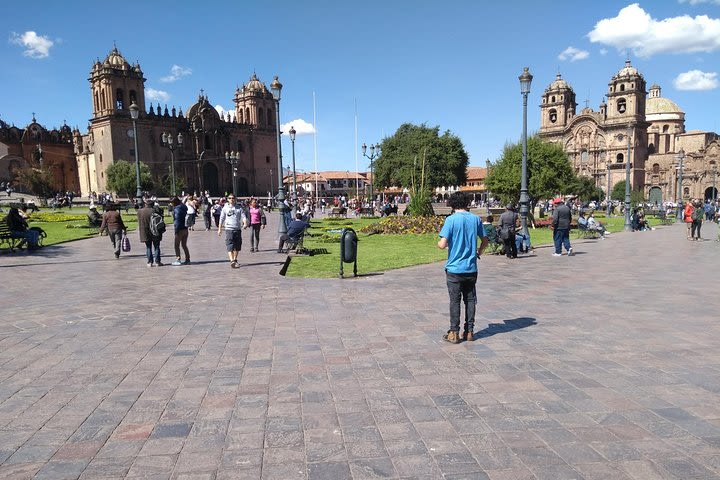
[476,317,537,339]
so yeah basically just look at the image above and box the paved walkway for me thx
[1,213,719,479]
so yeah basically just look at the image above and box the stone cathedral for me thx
[539,60,719,204]
[73,47,279,197]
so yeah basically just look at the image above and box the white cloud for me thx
[280,119,316,136]
[673,70,719,90]
[588,4,720,57]
[214,105,236,121]
[146,88,170,103]
[9,31,54,58]
[679,0,720,5]
[558,46,590,62]
[160,65,192,83]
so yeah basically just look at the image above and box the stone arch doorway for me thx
[203,162,219,195]
[648,186,663,205]
[705,186,718,201]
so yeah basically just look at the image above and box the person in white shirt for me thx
[217,194,248,268]
[587,213,606,239]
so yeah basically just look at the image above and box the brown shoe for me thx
[464,331,474,342]
[443,331,460,344]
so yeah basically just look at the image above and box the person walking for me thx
[437,192,489,344]
[171,197,191,265]
[498,204,518,259]
[690,199,703,241]
[552,197,573,256]
[99,203,127,259]
[684,200,694,239]
[248,198,266,252]
[217,194,247,268]
[137,198,163,267]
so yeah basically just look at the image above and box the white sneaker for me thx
[567,247,574,256]
[552,253,562,257]
[171,260,182,266]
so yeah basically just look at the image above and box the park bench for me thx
[328,207,347,218]
[651,210,675,225]
[359,207,375,217]
[280,230,306,254]
[0,221,20,252]
[574,222,599,239]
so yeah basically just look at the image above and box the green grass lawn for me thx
[286,213,675,278]
[23,208,142,246]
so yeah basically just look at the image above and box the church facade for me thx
[539,61,719,204]
[74,47,279,198]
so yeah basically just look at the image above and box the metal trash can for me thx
[339,228,358,278]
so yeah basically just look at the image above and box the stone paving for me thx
[1,212,719,479]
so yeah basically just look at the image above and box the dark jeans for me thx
[503,236,517,258]
[174,228,190,261]
[278,234,298,252]
[691,220,702,239]
[203,211,211,230]
[553,228,571,254]
[250,224,261,249]
[145,238,161,264]
[445,271,477,333]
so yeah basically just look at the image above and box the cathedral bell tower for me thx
[540,73,576,132]
[233,74,276,129]
[89,47,146,119]
[605,60,646,127]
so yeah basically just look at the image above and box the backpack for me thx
[691,207,702,221]
[150,212,166,236]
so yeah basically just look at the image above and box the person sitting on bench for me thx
[277,213,310,253]
[87,205,102,227]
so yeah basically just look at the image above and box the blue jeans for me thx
[445,271,477,333]
[553,228,571,254]
[515,233,531,253]
[11,229,40,247]
[145,238,161,264]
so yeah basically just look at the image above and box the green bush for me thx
[360,215,445,235]
[405,189,435,216]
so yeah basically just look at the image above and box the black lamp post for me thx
[518,67,533,240]
[362,142,380,209]
[676,148,685,221]
[624,124,633,231]
[270,76,287,236]
[289,125,298,206]
[129,101,142,199]
[225,151,240,197]
[606,162,612,216]
[161,131,183,197]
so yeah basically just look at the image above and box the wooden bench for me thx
[281,231,306,254]
[0,221,20,252]
[359,207,375,218]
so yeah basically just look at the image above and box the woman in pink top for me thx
[248,199,266,252]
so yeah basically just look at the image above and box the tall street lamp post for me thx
[270,76,287,236]
[518,67,533,241]
[225,151,240,197]
[289,126,298,209]
[129,101,142,199]
[624,124,632,232]
[676,148,685,221]
[161,131,183,197]
[362,142,380,210]
[606,163,612,216]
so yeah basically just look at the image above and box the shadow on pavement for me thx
[477,317,537,338]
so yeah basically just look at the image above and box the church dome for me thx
[549,73,570,90]
[615,60,639,78]
[104,47,129,69]
[243,73,267,92]
[186,93,220,123]
[646,97,683,115]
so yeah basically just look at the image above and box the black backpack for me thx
[150,212,166,236]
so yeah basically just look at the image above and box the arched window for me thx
[549,109,557,123]
[580,150,589,163]
[129,90,137,104]
[245,108,250,124]
[94,92,99,112]
[652,163,660,174]
[617,98,626,114]
[616,153,624,163]
[620,84,625,92]
[648,143,655,154]
[238,109,244,123]
[100,89,106,110]
[551,95,556,103]
[662,125,669,133]
[115,89,124,110]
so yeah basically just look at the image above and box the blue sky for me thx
[2,1,720,174]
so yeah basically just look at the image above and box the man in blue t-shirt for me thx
[438,192,489,344]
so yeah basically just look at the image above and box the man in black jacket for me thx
[278,213,309,253]
[552,197,573,256]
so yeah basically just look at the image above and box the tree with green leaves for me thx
[569,176,605,201]
[485,136,576,204]
[375,123,469,191]
[16,167,55,203]
[611,180,645,204]
[106,160,154,198]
